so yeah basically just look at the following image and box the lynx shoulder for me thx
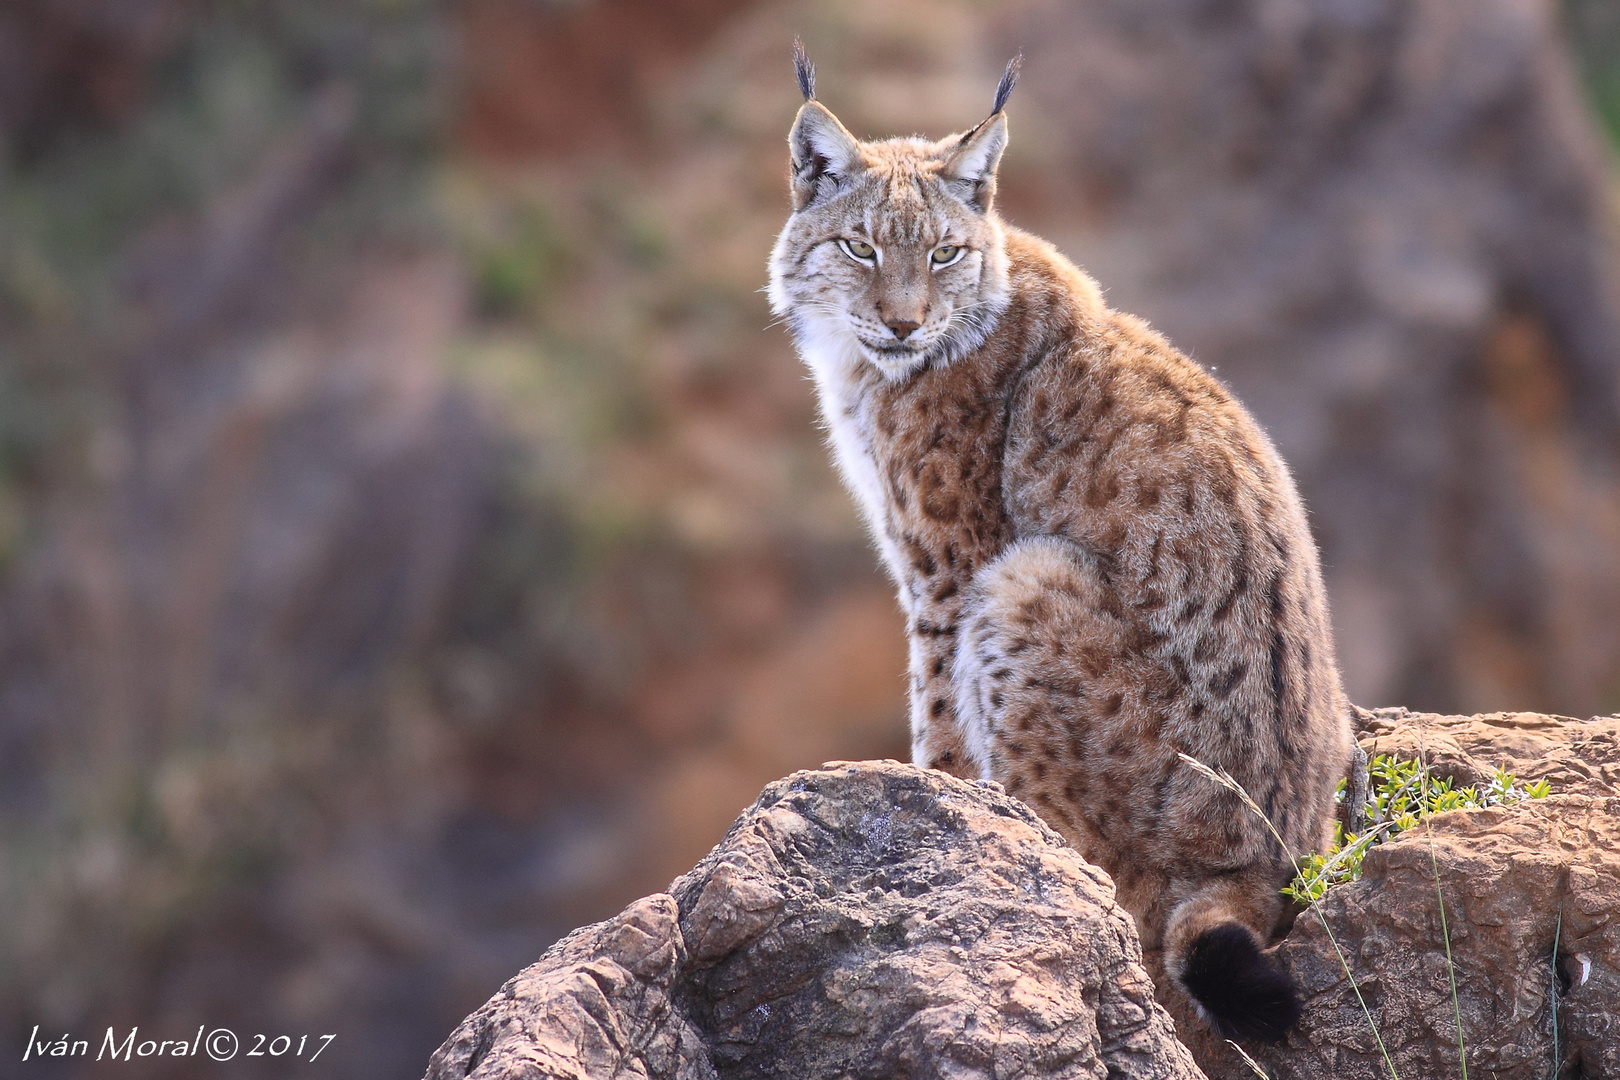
[767,46,1352,1044]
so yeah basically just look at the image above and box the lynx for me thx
[767,46,1353,1044]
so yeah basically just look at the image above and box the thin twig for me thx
[1551,909,1562,1080]
[1227,1039,1270,1079]
[1177,753,1400,1080]
[1297,819,1397,895]
[1417,731,1468,1080]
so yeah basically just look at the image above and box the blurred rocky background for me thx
[2,0,1618,1077]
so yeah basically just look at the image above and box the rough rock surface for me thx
[1355,706,1620,797]
[1220,711,1620,1080]
[429,716,1620,1080]
[423,760,1205,1080]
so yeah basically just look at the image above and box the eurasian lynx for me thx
[768,46,1353,1044]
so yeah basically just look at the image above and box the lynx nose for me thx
[886,319,922,340]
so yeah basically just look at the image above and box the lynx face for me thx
[768,101,1013,381]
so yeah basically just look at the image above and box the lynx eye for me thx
[931,244,964,267]
[839,238,877,263]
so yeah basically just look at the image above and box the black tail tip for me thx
[1180,923,1302,1045]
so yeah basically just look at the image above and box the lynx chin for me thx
[767,43,1353,1045]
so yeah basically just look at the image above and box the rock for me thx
[424,893,714,1080]
[423,760,1206,1080]
[1354,706,1620,797]
[428,715,1620,1080]
[1214,711,1620,1080]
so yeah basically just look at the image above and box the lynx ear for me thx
[940,112,1007,213]
[788,101,863,211]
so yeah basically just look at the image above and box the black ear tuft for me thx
[1180,923,1303,1045]
[992,53,1022,115]
[793,37,816,101]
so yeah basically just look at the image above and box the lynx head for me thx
[768,47,1020,381]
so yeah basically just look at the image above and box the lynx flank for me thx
[767,47,1353,1044]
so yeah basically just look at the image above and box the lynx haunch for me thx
[767,45,1353,1044]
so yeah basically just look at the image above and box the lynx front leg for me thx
[907,627,979,778]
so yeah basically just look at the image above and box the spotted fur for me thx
[767,59,1352,1042]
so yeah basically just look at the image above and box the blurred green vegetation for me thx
[1567,0,1620,147]
[468,199,565,317]
[0,0,446,571]
[0,0,699,1035]
[0,0,459,1036]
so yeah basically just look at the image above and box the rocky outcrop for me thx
[1257,793,1617,1080]
[424,760,1205,1080]
[1220,710,1620,1080]
[429,714,1620,1080]
[1355,706,1620,798]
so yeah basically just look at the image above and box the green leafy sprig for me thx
[1284,755,1550,904]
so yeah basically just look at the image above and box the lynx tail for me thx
[1178,923,1302,1044]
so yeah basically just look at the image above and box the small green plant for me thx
[1186,748,1552,1079]
[1284,756,1551,904]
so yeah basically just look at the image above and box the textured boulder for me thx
[423,893,713,1080]
[1355,706,1620,798]
[426,716,1620,1080]
[1211,710,1620,1080]
[423,761,1205,1080]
